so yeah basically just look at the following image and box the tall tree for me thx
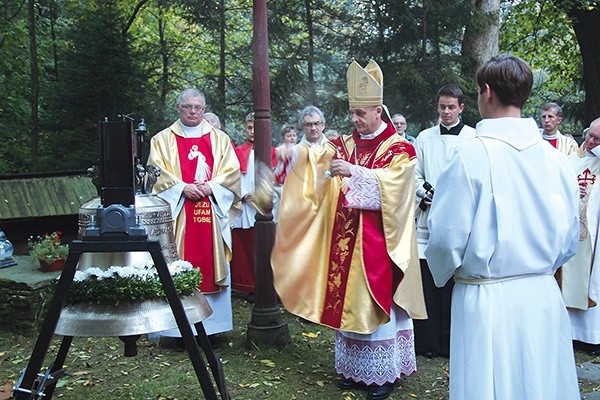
[566,3,600,124]
[27,0,39,172]
[44,0,147,170]
[304,0,317,105]
[461,0,500,78]
[500,0,583,123]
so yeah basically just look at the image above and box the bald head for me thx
[584,117,600,155]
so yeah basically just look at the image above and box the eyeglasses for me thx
[302,121,322,128]
[179,104,206,112]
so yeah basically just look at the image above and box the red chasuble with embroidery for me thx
[175,135,220,293]
[271,121,426,334]
[320,126,407,327]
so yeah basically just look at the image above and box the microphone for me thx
[423,182,434,201]
[419,182,434,211]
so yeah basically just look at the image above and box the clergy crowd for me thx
[145,53,599,400]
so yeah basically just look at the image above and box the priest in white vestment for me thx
[425,55,580,400]
[539,102,579,155]
[565,119,600,349]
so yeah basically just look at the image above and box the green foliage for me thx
[27,231,69,263]
[0,0,592,173]
[0,1,36,173]
[66,266,202,304]
[500,0,584,129]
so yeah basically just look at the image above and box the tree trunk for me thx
[49,0,59,79]
[27,0,39,172]
[461,0,500,77]
[569,6,600,125]
[217,0,226,123]
[374,0,387,64]
[304,0,316,105]
[158,18,168,109]
[123,0,149,35]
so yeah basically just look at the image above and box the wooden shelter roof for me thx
[0,172,97,221]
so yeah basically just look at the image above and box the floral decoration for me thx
[66,260,202,304]
[28,231,69,264]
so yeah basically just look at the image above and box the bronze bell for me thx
[55,290,211,337]
[76,194,179,268]
[55,194,211,341]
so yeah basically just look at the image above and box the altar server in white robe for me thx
[413,84,475,358]
[565,118,600,350]
[425,54,580,400]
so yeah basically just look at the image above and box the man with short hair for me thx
[148,88,241,337]
[272,60,426,400]
[540,102,578,155]
[425,54,580,399]
[392,113,415,143]
[298,105,329,146]
[274,105,329,185]
[412,84,476,358]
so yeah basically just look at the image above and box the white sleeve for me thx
[342,165,381,210]
[424,148,474,286]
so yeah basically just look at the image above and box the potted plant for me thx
[28,231,69,272]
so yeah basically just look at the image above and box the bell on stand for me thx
[13,118,229,400]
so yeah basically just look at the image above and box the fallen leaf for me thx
[316,381,324,387]
[238,382,260,388]
[56,380,69,388]
[301,332,319,338]
[0,381,14,400]
[71,371,89,376]
[260,359,276,368]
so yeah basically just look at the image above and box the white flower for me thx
[168,260,194,275]
[75,267,108,281]
[73,260,193,282]
[74,270,87,282]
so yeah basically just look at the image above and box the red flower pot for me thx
[39,258,65,272]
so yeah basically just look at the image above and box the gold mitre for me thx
[347,60,383,107]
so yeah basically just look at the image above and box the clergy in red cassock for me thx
[230,112,277,294]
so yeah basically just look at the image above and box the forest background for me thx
[1,0,600,174]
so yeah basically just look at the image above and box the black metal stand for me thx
[13,236,229,400]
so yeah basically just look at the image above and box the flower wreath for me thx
[66,260,202,304]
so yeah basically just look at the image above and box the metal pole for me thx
[246,0,290,349]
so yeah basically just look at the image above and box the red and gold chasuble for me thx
[319,126,410,328]
[175,135,220,293]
